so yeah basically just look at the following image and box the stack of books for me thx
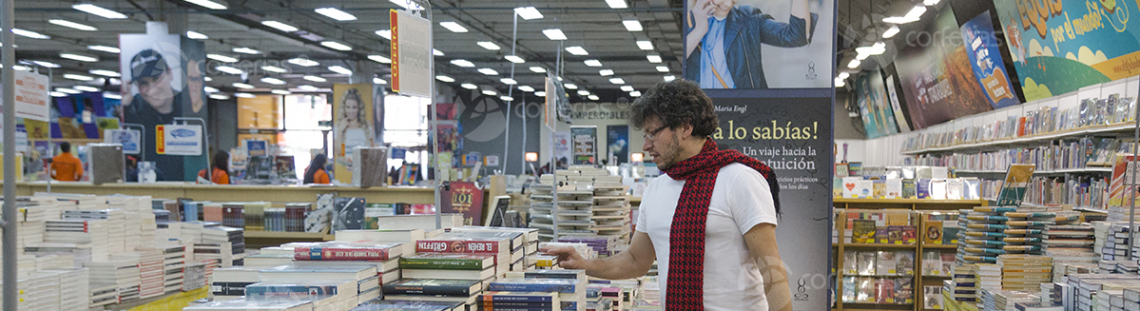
[529,182,556,241]
[89,283,118,308]
[85,256,141,302]
[1124,288,1140,311]
[1002,209,1053,256]
[284,203,310,232]
[591,185,632,244]
[477,292,561,311]
[157,244,187,293]
[204,202,224,223]
[292,242,405,293]
[985,289,1037,311]
[222,203,245,228]
[960,206,1017,265]
[1045,251,1097,285]
[211,267,261,301]
[371,214,464,237]
[45,219,109,261]
[975,263,1001,303]
[41,268,89,310]
[244,253,295,269]
[64,209,129,253]
[382,279,485,307]
[440,229,529,272]
[245,279,358,311]
[15,203,47,251]
[950,264,976,303]
[998,255,1052,292]
[183,298,314,311]
[449,226,540,270]
[133,248,166,298]
[260,265,379,305]
[506,269,589,311]
[195,242,236,268]
[353,299,462,311]
[183,262,208,292]
[26,271,62,310]
[557,236,619,259]
[416,233,513,278]
[1043,224,1095,252]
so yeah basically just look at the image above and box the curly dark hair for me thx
[628,79,718,137]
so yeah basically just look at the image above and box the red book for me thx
[293,243,402,261]
[415,238,506,254]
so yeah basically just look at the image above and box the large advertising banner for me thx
[333,84,377,184]
[962,11,1020,109]
[993,0,1138,102]
[682,0,833,89]
[120,33,208,181]
[895,6,992,129]
[855,70,898,138]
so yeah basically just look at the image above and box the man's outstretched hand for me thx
[540,245,590,270]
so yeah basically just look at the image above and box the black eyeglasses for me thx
[643,125,669,140]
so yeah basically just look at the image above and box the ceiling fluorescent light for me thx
[535,91,547,97]
[104,93,122,99]
[89,69,120,77]
[882,25,900,38]
[664,75,675,81]
[609,78,625,84]
[482,89,497,96]
[49,19,97,31]
[620,86,634,92]
[847,59,861,69]
[64,74,94,81]
[303,75,327,82]
[514,6,543,20]
[433,49,444,56]
[599,69,614,76]
[656,65,669,72]
[369,55,392,64]
[577,90,589,96]
[500,78,517,85]
[856,42,887,57]
[834,77,846,88]
[50,92,67,98]
[566,46,588,55]
[260,77,286,85]
[262,20,299,32]
[905,6,927,19]
[505,55,525,63]
[203,77,212,81]
[32,61,60,68]
[450,59,475,67]
[855,53,869,61]
[262,65,287,73]
[605,0,628,9]
[500,96,514,101]
[636,40,653,50]
[373,78,387,85]
[588,95,599,100]
[298,85,318,91]
[564,83,578,90]
[204,86,219,93]
[215,66,243,74]
[477,41,501,50]
[623,20,643,31]
[376,30,391,40]
[837,72,850,80]
[584,60,602,67]
[543,29,567,40]
[73,4,127,19]
[440,21,468,33]
[56,88,81,94]
[186,31,209,40]
[518,86,535,92]
[923,0,940,5]
[233,82,254,89]
[61,53,98,63]
[207,54,238,63]
[288,58,319,67]
[209,94,230,100]
[529,66,546,73]
[184,0,228,10]
[12,29,50,39]
[74,86,100,92]
[478,68,499,76]
[88,45,120,53]
[328,66,352,75]
[647,55,662,63]
[271,89,291,95]
[321,41,352,51]
[461,83,478,90]
[234,92,255,98]
[630,91,642,97]
[315,7,357,21]
[436,75,455,82]
[232,47,261,54]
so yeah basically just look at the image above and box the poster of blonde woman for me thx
[333,84,376,184]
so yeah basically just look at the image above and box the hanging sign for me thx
[156,124,203,156]
[390,9,432,98]
[12,71,50,121]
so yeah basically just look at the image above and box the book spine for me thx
[293,246,391,261]
[481,307,557,311]
[487,283,576,293]
[417,240,501,253]
[398,258,482,270]
[246,285,338,297]
[381,284,471,296]
[478,294,554,302]
[210,281,254,296]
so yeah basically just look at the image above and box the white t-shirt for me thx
[636,163,779,311]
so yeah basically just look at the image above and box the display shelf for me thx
[921,244,958,250]
[901,122,1138,155]
[956,167,1112,175]
[836,243,919,249]
[834,198,986,205]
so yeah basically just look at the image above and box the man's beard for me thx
[656,135,683,170]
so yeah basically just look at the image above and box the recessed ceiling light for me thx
[209,94,230,100]
[504,55,525,64]
[433,49,444,56]
[609,78,625,84]
[88,45,120,53]
[564,83,578,90]
[599,69,614,76]
[518,86,535,92]
[436,75,455,82]
[104,93,122,99]
[542,29,567,41]
[60,53,98,63]
[605,0,628,9]
[12,28,50,40]
[529,67,546,73]
[184,0,228,10]
[234,92,255,98]
[577,90,590,96]
[303,75,327,82]
[636,40,653,50]
[260,77,286,85]
[49,19,97,31]
[262,65,287,73]
[271,89,292,95]
[288,58,319,67]
[514,6,543,20]
[51,92,67,97]
[647,55,662,63]
[656,65,669,72]
[315,7,357,21]
[588,95,599,100]
[32,61,60,68]
[477,41,501,50]
[328,66,352,75]
[56,88,81,94]
[838,72,850,80]
[375,30,392,40]
[584,60,602,67]
[64,74,94,81]
[186,31,209,40]
[621,86,634,92]
[882,25,900,38]
[848,59,861,69]
[321,41,352,51]
[450,59,475,67]
[565,46,588,55]
[72,4,127,19]
[440,21,468,33]
[623,20,643,31]
[630,91,642,97]
[535,91,546,97]
[232,47,261,54]
[461,83,478,90]
[500,78,517,85]
[89,69,120,77]
[373,78,387,85]
[500,96,514,101]
[369,55,392,64]
[478,68,499,75]
[298,85,319,91]
[207,54,238,63]
[204,86,219,93]
[482,89,497,96]
[262,20,299,32]
[74,85,100,92]
[215,66,243,74]
[233,82,254,89]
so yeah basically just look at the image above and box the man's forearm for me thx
[584,251,648,280]
[761,261,792,311]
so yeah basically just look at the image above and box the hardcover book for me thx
[398,253,496,270]
[332,197,366,232]
[381,279,482,296]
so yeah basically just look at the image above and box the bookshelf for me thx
[902,122,1138,155]
[834,198,987,211]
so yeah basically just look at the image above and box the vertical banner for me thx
[606,125,629,165]
[333,84,375,184]
[681,0,835,309]
[961,11,1019,109]
[553,132,571,170]
[120,32,208,181]
[570,126,597,165]
[855,70,898,138]
[389,9,432,98]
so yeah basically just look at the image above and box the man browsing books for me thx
[542,79,789,311]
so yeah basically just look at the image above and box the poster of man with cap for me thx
[120,33,208,181]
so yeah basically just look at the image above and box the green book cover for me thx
[398,253,494,270]
[902,179,916,198]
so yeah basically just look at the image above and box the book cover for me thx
[923,221,943,245]
[852,220,876,244]
[398,253,495,270]
[487,278,580,294]
[477,292,558,303]
[854,180,873,199]
[856,277,874,303]
[381,279,481,296]
[293,243,400,261]
[885,178,902,199]
[841,277,856,302]
[857,252,876,275]
[877,251,897,275]
[842,177,861,199]
[902,179,917,198]
[897,251,915,275]
[887,226,902,244]
[244,283,343,298]
[902,226,917,244]
[917,179,931,199]
[439,181,485,226]
[843,252,857,274]
[416,238,506,254]
[943,226,959,245]
[332,197,366,232]
[877,278,895,304]
[895,278,913,304]
[876,228,890,244]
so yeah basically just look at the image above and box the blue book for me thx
[488,279,580,294]
[183,202,199,222]
[477,292,558,303]
[245,280,354,299]
[382,279,481,296]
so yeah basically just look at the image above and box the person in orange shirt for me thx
[50,142,84,182]
[303,154,331,184]
[198,150,230,184]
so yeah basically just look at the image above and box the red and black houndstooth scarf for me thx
[659,139,780,310]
